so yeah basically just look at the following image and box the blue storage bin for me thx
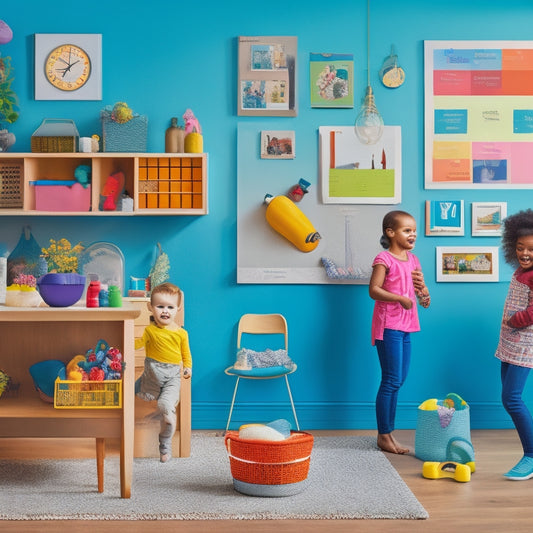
[101,108,147,152]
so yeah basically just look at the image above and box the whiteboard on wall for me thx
[237,122,394,284]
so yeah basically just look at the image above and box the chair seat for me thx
[225,365,296,378]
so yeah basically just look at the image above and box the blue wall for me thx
[2,0,533,429]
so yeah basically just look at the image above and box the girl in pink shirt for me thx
[369,211,430,454]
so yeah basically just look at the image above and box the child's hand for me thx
[183,367,192,379]
[411,269,426,290]
[399,295,413,310]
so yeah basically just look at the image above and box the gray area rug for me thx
[0,435,428,520]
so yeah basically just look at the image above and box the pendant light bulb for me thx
[354,85,384,145]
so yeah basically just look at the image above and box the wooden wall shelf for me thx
[0,152,208,216]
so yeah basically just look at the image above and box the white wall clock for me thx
[34,33,102,100]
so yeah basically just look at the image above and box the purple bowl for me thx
[37,273,86,307]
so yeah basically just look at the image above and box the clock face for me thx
[45,44,91,91]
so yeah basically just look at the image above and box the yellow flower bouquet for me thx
[41,238,84,273]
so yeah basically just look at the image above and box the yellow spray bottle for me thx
[264,194,321,252]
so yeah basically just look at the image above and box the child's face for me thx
[149,292,179,327]
[388,215,417,250]
[516,235,533,271]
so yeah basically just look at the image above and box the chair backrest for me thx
[237,313,288,351]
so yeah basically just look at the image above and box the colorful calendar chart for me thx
[425,41,533,188]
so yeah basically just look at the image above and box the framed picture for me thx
[310,53,354,108]
[238,36,297,116]
[425,200,464,236]
[424,40,533,189]
[260,130,295,159]
[319,125,401,204]
[436,246,499,282]
[34,33,102,100]
[471,202,507,236]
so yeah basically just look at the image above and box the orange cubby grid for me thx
[136,156,203,210]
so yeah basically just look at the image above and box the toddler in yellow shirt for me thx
[135,282,192,462]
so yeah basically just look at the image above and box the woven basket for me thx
[225,430,313,485]
[0,161,23,208]
[415,404,473,462]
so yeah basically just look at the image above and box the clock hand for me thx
[56,60,80,78]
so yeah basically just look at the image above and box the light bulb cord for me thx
[367,0,370,87]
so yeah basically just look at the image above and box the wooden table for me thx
[0,304,139,498]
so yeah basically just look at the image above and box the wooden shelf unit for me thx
[0,152,208,216]
[0,305,139,498]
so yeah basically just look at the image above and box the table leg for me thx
[96,438,105,493]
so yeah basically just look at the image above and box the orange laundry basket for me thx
[225,431,313,490]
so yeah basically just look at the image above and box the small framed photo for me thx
[425,200,464,236]
[436,246,499,282]
[471,202,507,236]
[260,130,295,159]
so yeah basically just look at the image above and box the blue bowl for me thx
[37,273,86,307]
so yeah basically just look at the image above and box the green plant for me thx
[0,55,19,124]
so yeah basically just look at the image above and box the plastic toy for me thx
[183,108,201,135]
[99,171,125,211]
[183,109,203,153]
[264,193,321,253]
[74,164,91,188]
[422,461,474,483]
[287,178,310,202]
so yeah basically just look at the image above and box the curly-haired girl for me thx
[495,208,533,480]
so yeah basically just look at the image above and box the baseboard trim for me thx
[191,401,514,430]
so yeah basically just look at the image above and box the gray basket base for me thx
[232,477,309,497]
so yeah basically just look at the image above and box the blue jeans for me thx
[375,329,411,434]
[501,361,533,456]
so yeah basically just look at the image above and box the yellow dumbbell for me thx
[422,461,472,482]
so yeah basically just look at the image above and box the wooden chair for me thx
[224,313,299,433]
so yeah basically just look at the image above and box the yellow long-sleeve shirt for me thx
[135,324,192,368]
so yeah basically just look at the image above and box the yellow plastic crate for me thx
[54,378,122,409]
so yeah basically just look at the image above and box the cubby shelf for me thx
[0,152,208,216]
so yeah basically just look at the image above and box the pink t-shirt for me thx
[371,250,421,345]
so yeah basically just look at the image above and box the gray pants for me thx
[135,357,181,455]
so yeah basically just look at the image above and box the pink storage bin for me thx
[31,181,91,212]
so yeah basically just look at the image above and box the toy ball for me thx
[112,102,133,124]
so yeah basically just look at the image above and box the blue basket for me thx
[101,110,148,152]
[415,403,474,463]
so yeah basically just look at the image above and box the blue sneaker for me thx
[504,456,533,480]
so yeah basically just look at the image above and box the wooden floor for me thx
[1,429,531,532]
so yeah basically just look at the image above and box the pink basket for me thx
[33,182,91,212]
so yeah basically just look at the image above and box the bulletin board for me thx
[237,122,389,284]
[425,40,533,189]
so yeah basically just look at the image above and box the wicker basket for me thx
[225,431,313,485]
[0,161,23,208]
